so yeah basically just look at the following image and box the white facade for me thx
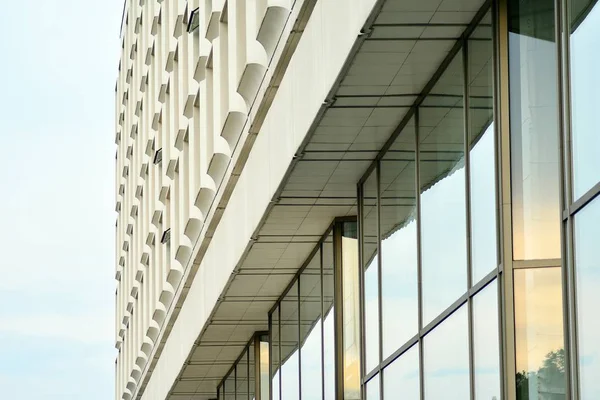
[115,0,487,398]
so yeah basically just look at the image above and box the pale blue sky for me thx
[0,1,122,398]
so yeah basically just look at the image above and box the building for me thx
[113,0,600,399]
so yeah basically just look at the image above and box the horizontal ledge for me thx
[366,36,460,41]
[372,23,473,27]
[365,37,491,41]
[329,105,410,109]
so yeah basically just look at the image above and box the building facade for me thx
[114,0,600,399]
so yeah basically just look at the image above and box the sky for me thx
[0,0,122,398]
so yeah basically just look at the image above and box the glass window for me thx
[382,345,419,400]
[423,305,470,399]
[508,0,561,260]
[300,256,323,400]
[280,283,300,400]
[323,235,335,400]
[271,306,281,400]
[473,280,501,400]
[419,52,468,325]
[469,16,498,283]
[574,196,600,397]
[366,375,380,400]
[363,169,380,372]
[342,222,360,400]
[259,338,269,400]
[380,117,419,358]
[569,0,600,199]
[249,342,256,400]
[514,267,566,399]
[225,372,235,400]
[237,349,248,400]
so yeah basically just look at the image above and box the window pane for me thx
[508,0,561,260]
[271,307,280,400]
[323,234,335,400]
[300,256,323,400]
[237,349,249,400]
[342,222,360,400]
[280,283,299,400]
[514,267,566,399]
[570,0,600,199]
[362,169,380,372]
[473,280,500,400]
[420,52,468,325]
[259,339,269,400]
[574,196,600,397]
[423,305,469,399]
[225,373,235,400]
[383,345,419,400]
[469,16,498,283]
[249,342,256,400]
[380,117,418,358]
[366,375,380,400]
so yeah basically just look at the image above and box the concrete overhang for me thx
[136,0,492,398]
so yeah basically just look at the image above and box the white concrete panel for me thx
[136,0,378,398]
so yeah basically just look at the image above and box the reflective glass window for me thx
[249,342,256,400]
[271,306,280,400]
[342,222,360,399]
[508,0,561,260]
[419,52,468,325]
[366,375,380,400]
[569,0,600,199]
[514,267,566,399]
[380,117,418,358]
[300,253,323,400]
[423,305,470,399]
[469,15,498,283]
[382,345,419,400]
[323,235,335,400]
[574,197,600,397]
[237,349,249,400]
[280,283,299,400]
[225,372,235,400]
[473,280,501,399]
[363,169,380,372]
[259,339,269,400]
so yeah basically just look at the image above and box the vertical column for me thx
[496,0,516,397]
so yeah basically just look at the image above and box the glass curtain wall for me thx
[218,333,270,400]
[567,0,600,396]
[359,7,501,400]
[269,220,359,400]
[507,0,567,397]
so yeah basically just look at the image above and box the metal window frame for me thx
[558,0,600,395]
[501,0,585,395]
[217,331,268,400]
[357,3,508,400]
[187,7,200,33]
[494,0,517,396]
[266,216,357,400]
[560,0,580,389]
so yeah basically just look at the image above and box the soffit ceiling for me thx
[168,0,490,398]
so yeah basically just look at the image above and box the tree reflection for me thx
[516,349,566,400]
